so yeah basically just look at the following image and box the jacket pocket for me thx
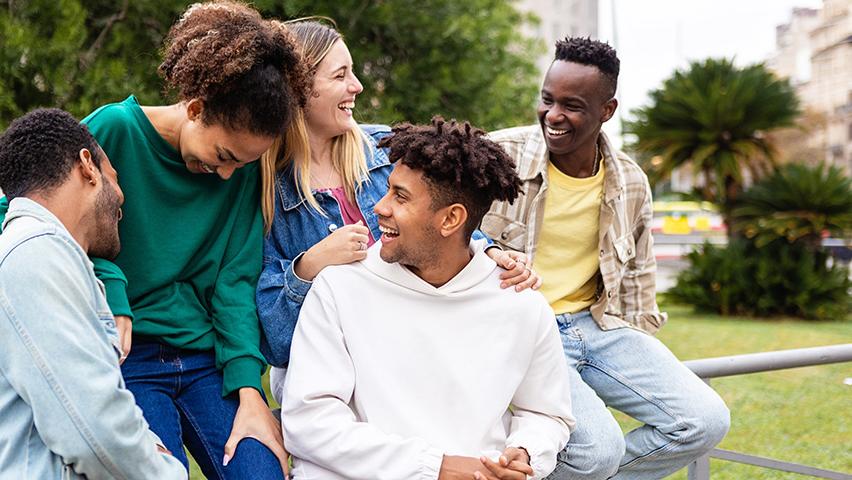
[481,212,527,252]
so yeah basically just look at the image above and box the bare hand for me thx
[475,448,533,480]
[486,249,542,292]
[295,221,371,281]
[223,388,290,479]
[439,455,499,480]
[115,315,132,364]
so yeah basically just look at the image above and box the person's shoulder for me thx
[82,95,138,129]
[488,124,539,145]
[359,123,392,141]
[0,226,86,283]
[610,147,650,187]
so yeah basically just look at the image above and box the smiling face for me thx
[373,163,444,270]
[304,39,364,141]
[178,115,274,180]
[537,60,617,160]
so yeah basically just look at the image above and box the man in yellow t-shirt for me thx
[483,37,730,480]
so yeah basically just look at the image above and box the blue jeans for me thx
[121,340,285,480]
[546,311,730,480]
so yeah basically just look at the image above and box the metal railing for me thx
[684,343,852,480]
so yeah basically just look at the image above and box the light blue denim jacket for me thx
[0,198,186,480]
[257,125,490,367]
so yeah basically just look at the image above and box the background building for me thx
[516,0,599,77]
[769,0,852,173]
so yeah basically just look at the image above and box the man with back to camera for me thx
[483,37,730,479]
[0,108,186,479]
[278,117,575,480]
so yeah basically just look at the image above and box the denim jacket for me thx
[257,125,491,366]
[0,198,186,480]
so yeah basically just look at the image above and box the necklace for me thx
[591,143,601,176]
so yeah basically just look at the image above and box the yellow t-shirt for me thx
[536,159,605,315]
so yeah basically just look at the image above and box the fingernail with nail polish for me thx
[222,454,231,467]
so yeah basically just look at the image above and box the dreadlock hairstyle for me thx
[554,37,620,99]
[0,108,102,199]
[378,116,522,241]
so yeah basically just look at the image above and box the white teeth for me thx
[379,225,399,235]
[338,101,355,111]
[200,162,215,173]
[546,126,569,136]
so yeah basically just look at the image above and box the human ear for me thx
[440,204,468,238]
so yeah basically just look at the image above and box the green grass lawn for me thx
[189,303,851,478]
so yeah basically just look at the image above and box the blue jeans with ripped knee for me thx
[121,340,285,480]
[546,310,730,480]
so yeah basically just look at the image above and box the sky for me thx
[596,0,823,144]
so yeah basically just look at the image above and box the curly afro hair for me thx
[158,1,310,137]
[378,116,522,241]
[0,108,102,199]
[554,37,620,99]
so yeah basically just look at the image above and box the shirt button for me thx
[600,249,604,257]
[627,249,633,255]
[607,291,613,298]
[328,223,338,232]
[501,232,509,240]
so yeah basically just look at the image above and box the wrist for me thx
[295,248,321,281]
[238,386,263,403]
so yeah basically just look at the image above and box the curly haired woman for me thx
[66,2,305,478]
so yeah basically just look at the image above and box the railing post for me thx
[688,454,711,480]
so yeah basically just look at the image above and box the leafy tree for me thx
[626,58,800,231]
[1,0,186,129]
[734,163,852,248]
[2,0,542,132]
[245,0,542,130]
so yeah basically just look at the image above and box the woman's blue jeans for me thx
[121,339,285,479]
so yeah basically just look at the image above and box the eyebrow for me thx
[541,89,588,106]
[218,146,244,164]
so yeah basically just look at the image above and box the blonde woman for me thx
[256,20,539,368]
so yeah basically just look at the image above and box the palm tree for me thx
[626,58,800,232]
[733,163,852,249]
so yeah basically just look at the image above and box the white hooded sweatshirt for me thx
[279,241,574,480]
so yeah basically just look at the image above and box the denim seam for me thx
[0,290,127,480]
[584,359,683,423]
[176,398,226,480]
[581,359,689,469]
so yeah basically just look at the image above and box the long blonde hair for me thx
[261,18,370,230]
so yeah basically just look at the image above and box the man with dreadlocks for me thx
[280,117,575,480]
[483,37,730,479]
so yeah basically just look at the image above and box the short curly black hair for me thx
[0,108,102,199]
[378,117,522,241]
[555,37,620,99]
[158,1,310,137]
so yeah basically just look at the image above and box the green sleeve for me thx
[210,172,266,397]
[1,196,133,320]
[92,258,133,320]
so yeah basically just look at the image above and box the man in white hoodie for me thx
[279,117,575,480]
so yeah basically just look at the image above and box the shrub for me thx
[668,239,850,320]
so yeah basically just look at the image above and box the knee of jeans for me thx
[683,395,731,451]
[561,423,624,478]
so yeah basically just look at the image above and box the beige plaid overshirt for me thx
[483,126,667,334]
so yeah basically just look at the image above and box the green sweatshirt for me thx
[0,97,266,395]
[89,96,267,396]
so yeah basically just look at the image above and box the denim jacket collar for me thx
[278,125,391,212]
[3,197,66,233]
